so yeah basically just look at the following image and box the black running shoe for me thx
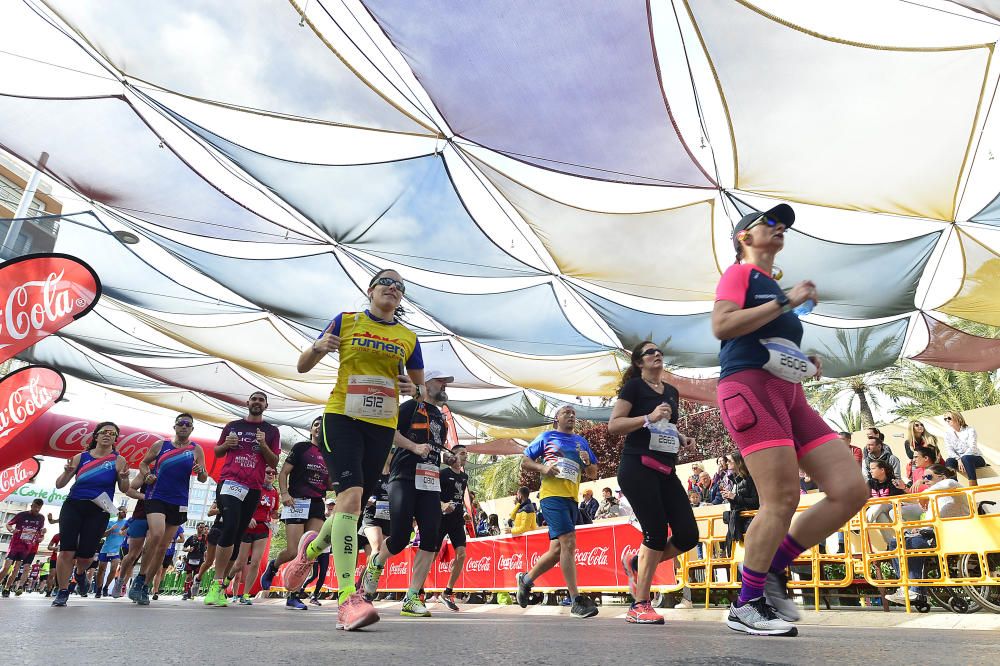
[515,573,532,608]
[570,595,599,619]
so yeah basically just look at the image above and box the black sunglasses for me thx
[370,276,405,293]
[745,214,780,232]
[641,348,662,357]
[923,474,934,481]
[944,417,952,422]
[175,419,193,427]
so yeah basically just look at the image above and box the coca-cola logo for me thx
[0,366,65,443]
[619,545,639,565]
[530,552,540,568]
[0,253,101,363]
[0,457,41,502]
[47,420,165,465]
[574,546,610,568]
[437,560,453,573]
[466,556,492,573]
[496,553,524,571]
[388,561,408,576]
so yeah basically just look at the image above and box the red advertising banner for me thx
[271,520,677,594]
[0,365,65,449]
[0,456,41,502]
[0,253,102,363]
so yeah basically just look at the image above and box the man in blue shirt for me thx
[515,406,599,619]
[95,507,128,598]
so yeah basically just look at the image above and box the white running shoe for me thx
[727,597,798,637]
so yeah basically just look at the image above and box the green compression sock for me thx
[330,512,360,604]
[306,515,336,559]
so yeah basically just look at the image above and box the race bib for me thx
[280,498,311,520]
[760,337,815,383]
[19,528,37,543]
[220,480,249,501]
[554,459,581,482]
[648,420,681,454]
[187,558,201,566]
[374,500,390,520]
[91,492,116,513]
[344,375,397,419]
[415,463,441,492]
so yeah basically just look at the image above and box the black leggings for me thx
[214,487,261,548]
[321,414,394,503]
[386,479,441,555]
[58,499,110,560]
[617,455,699,553]
[303,552,330,593]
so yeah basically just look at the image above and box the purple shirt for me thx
[287,441,332,498]
[217,419,281,490]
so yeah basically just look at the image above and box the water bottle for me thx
[792,299,815,317]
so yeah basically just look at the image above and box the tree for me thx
[882,360,1000,420]
[469,453,523,500]
[829,408,863,434]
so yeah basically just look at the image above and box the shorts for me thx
[718,369,839,459]
[281,497,326,525]
[434,512,467,550]
[361,514,390,533]
[98,551,121,562]
[162,553,175,568]
[321,413,394,496]
[241,530,269,544]
[127,519,149,539]
[539,496,578,540]
[144,499,188,526]
[184,561,201,574]
[58,498,111,560]
[6,547,38,563]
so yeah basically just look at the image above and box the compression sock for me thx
[331,512,361,604]
[306,515,336,559]
[769,534,808,575]
[737,566,767,607]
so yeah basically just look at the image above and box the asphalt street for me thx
[3,595,996,665]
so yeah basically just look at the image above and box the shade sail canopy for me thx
[910,312,1000,371]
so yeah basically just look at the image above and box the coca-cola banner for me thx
[0,253,102,363]
[0,456,41,502]
[0,409,222,475]
[271,519,677,594]
[0,365,65,449]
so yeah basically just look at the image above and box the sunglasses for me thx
[641,348,663,357]
[370,276,405,293]
[923,474,935,481]
[175,419,194,427]
[744,214,780,233]
[96,429,119,438]
[944,417,952,422]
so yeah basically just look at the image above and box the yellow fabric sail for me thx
[939,228,1000,326]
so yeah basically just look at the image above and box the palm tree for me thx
[468,453,523,500]
[829,408,863,434]
[883,360,1000,419]
[804,329,901,428]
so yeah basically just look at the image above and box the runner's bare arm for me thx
[54,454,81,488]
[392,431,431,458]
[193,446,208,483]
[138,441,163,486]
[278,460,294,506]
[712,281,816,340]
[298,320,339,373]
[116,456,131,492]
[521,456,555,477]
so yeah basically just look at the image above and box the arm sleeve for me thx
[405,339,424,370]
[523,434,545,462]
[715,264,750,308]
[319,313,344,338]
[890,456,902,481]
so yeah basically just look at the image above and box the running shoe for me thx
[138,585,151,606]
[111,579,123,599]
[51,589,70,607]
[14,588,23,597]
[622,550,639,600]
[152,593,159,601]
[401,592,431,617]
[128,576,145,603]
[259,559,277,591]
[309,596,322,607]
[203,580,229,607]
[282,531,319,592]
[77,576,89,596]
[1,589,9,598]
[190,578,201,597]
[559,596,572,606]
[182,591,191,601]
[886,588,918,606]
[360,557,385,597]
[94,588,102,599]
[515,572,532,608]
[570,595,599,619]
[764,571,801,622]
[239,594,253,605]
[442,593,460,612]
[286,597,308,610]
[673,598,693,609]
[336,592,380,631]
[626,601,664,625]
[67,581,77,595]
[726,597,798,637]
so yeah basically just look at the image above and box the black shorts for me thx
[58,499,110,560]
[162,553,175,569]
[321,413,394,496]
[360,514,390,533]
[435,512,467,550]
[281,497,326,525]
[144,499,188,526]
[241,530,269,544]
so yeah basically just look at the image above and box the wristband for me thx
[643,415,651,429]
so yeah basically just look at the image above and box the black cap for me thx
[732,203,795,252]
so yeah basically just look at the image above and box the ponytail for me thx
[927,463,956,480]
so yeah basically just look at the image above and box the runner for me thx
[231,468,279,605]
[435,445,469,612]
[112,483,151,599]
[51,421,131,607]
[358,461,392,589]
[259,416,333,611]
[608,341,699,624]
[360,370,453,618]
[515,406,600,619]
[26,560,42,594]
[129,413,207,605]
[287,268,423,631]
[152,526,184,600]
[713,204,868,636]
[44,533,60,596]
[205,393,281,607]
[38,560,51,595]
[94,507,128,598]
[2,498,46,597]
[181,523,209,600]
[193,502,220,597]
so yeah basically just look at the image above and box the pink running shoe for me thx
[622,549,638,600]
[282,531,318,592]
[626,600,665,625]
[337,592,380,631]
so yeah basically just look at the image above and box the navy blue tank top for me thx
[149,440,195,507]
[68,450,119,501]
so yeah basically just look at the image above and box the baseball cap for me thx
[732,203,795,252]
[424,370,455,383]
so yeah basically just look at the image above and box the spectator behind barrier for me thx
[688,490,701,508]
[903,420,939,461]
[510,487,537,536]
[614,489,633,518]
[942,411,986,486]
[721,452,758,554]
[906,447,936,493]
[712,456,733,489]
[487,514,501,537]
[923,464,970,519]
[840,431,863,468]
[862,436,902,482]
[697,472,723,505]
[865,459,907,533]
[594,487,620,520]
[687,464,704,492]
[579,489,598,524]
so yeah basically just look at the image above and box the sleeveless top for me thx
[149,440,196,507]
[68,450,119,501]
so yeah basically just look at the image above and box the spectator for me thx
[688,490,701,508]
[487,514,501,537]
[594,487,620,520]
[906,446,936,493]
[687,464,704,492]
[476,512,489,537]
[712,456,732,488]
[509,487,537,536]
[867,460,907,499]
[614,489,633,518]
[862,436,902,481]
[697,472,723,505]
[903,420,939,461]
[721,452,758,555]
[923,464,970,518]
[840,432,863,468]
[579,489,598,523]
[943,411,986,486]
[799,470,818,494]
[867,427,885,444]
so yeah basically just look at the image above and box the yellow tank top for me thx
[324,311,418,429]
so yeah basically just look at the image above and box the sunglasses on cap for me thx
[370,276,405,293]
[641,347,662,357]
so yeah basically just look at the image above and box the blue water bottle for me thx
[792,299,815,317]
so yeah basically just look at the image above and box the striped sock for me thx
[737,565,767,607]
[769,534,807,575]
